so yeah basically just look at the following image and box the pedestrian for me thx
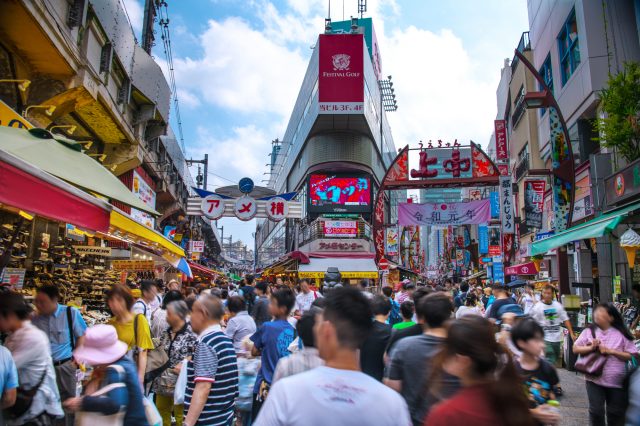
[454,282,470,309]
[573,303,638,426]
[32,285,87,426]
[63,324,147,425]
[240,275,256,313]
[272,309,324,383]
[511,318,561,425]
[519,284,538,315]
[481,286,493,309]
[382,286,402,326]
[455,293,482,319]
[225,295,257,355]
[150,290,184,339]
[167,279,181,292]
[0,343,18,424]
[254,286,411,426]
[106,284,155,386]
[294,278,322,315]
[154,301,197,426]
[360,295,392,381]
[184,294,239,426]
[133,280,161,324]
[385,287,433,354]
[252,281,272,327]
[396,279,412,304]
[385,293,459,426]
[393,300,416,330]
[0,292,64,425]
[359,279,374,299]
[250,288,297,419]
[485,284,517,322]
[424,316,534,426]
[529,284,576,367]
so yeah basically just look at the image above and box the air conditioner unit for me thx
[156,180,167,193]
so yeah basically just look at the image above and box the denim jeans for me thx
[585,380,628,426]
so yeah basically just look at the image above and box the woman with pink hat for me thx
[62,324,147,425]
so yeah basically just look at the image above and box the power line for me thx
[206,171,236,184]
[158,1,187,154]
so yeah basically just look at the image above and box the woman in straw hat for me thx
[62,324,147,425]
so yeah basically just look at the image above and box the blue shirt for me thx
[250,320,296,394]
[0,345,18,425]
[32,304,87,362]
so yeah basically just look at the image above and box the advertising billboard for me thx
[318,34,364,114]
[524,180,546,229]
[308,174,371,213]
[130,169,156,228]
[323,220,357,238]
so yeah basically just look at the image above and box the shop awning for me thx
[0,149,111,232]
[109,209,184,257]
[298,257,379,279]
[0,126,158,215]
[188,261,218,278]
[531,201,640,255]
[463,270,487,281]
[505,262,538,276]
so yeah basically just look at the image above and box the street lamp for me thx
[23,104,56,117]
[49,125,77,135]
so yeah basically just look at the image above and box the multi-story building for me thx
[255,17,402,282]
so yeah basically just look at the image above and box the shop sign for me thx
[65,223,86,241]
[73,246,112,256]
[385,227,399,257]
[298,271,378,279]
[503,233,514,264]
[190,252,201,261]
[505,262,537,276]
[1,268,26,288]
[234,195,257,221]
[492,257,504,284]
[163,226,177,240]
[500,176,514,234]
[189,240,205,253]
[318,34,365,114]
[469,189,481,200]
[314,240,368,251]
[494,120,508,160]
[573,168,593,221]
[498,163,510,176]
[323,220,357,237]
[535,230,555,241]
[524,180,546,229]
[605,157,640,207]
[130,170,156,228]
[201,194,226,220]
[398,200,491,226]
[112,260,154,271]
[490,191,500,218]
[0,99,32,129]
[265,197,289,222]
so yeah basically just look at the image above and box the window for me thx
[511,85,526,127]
[557,9,580,84]
[539,54,553,116]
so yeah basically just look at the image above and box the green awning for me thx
[530,201,640,255]
[0,126,158,215]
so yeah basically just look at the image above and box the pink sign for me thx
[398,200,492,226]
[495,120,508,160]
[505,261,538,275]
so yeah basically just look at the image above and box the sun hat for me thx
[73,324,128,366]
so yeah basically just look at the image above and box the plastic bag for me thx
[174,358,189,405]
[144,395,162,426]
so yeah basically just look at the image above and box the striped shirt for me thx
[185,326,239,426]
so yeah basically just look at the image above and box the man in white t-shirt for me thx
[529,284,576,366]
[294,279,322,315]
[254,286,411,426]
[132,280,159,323]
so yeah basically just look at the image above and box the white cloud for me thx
[122,0,143,36]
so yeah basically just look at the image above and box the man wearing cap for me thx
[33,285,87,426]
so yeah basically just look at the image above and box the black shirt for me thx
[515,358,559,417]
[386,323,423,354]
[360,321,392,381]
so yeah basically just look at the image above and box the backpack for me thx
[496,302,525,319]
[388,298,402,326]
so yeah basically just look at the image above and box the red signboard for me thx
[489,245,501,256]
[318,34,364,114]
[494,120,508,160]
[498,164,509,176]
[505,262,538,276]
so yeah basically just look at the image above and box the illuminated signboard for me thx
[308,174,371,213]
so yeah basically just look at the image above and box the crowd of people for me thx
[0,276,639,426]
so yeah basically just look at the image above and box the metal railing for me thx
[511,32,531,72]
[515,153,530,182]
[298,218,373,248]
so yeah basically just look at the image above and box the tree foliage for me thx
[598,62,640,162]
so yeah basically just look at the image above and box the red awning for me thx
[0,150,111,232]
[505,261,538,276]
[188,261,217,278]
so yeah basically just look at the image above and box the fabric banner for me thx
[479,225,489,254]
[505,262,538,276]
[385,227,399,257]
[524,180,545,229]
[398,200,491,226]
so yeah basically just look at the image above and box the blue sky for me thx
[123,0,529,246]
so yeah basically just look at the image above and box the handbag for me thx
[4,369,47,418]
[146,323,186,386]
[75,382,126,426]
[574,327,608,376]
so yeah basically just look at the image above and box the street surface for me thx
[557,369,589,425]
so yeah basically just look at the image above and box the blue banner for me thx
[490,191,500,218]
[478,225,489,254]
[492,260,504,284]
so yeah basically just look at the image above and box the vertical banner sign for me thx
[500,176,515,234]
[318,34,364,114]
[492,258,504,284]
[490,191,500,218]
[548,106,573,231]
[494,120,508,160]
[524,180,546,229]
[385,227,399,257]
[479,225,489,254]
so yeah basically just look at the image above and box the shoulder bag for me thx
[133,314,169,385]
[152,325,186,393]
[4,369,47,418]
[574,327,608,376]
[76,364,126,426]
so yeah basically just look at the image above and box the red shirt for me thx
[425,384,503,426]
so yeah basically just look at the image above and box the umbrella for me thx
[507,279,528,289]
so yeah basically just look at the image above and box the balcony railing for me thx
[511,32,531,72]
[515,154,530,182]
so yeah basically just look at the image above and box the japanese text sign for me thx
[494,120,508,160]
[189,240,205,253]
[524,180,546,229]
[499,176,514,234]
[323,220,357,237]
[266,197,289,221]
[398,200,491,226]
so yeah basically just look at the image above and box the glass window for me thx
[539,54,553,116]
[557,9,580,85]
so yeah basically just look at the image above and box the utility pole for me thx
[141,0,157,54]
[186,154,209,190]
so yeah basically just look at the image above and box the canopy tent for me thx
[0,126,158,215]
[188,261,220,278]
[298,257,378,279]
[108,209,184,257]
[530,201,640,255]
[0,148,111,232]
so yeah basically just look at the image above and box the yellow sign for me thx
[613,275,621,295]
[112,260,155,271]
[298,271,378,279]
[0,99,33,129]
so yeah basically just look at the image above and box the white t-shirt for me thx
[529,300,569,342]
[455,305,482,319]
[521,293,540,315]
[295,291,322,313]
[254,366,411,426]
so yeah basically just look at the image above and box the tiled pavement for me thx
[557,369,590,425]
